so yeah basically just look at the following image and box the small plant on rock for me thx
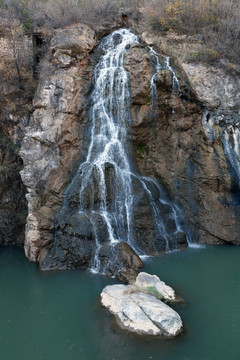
[146,286,164,300]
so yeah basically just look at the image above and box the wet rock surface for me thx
[16,23,240,273]
[41,212,94,270]
[20,24,97,261]
[130,34,240,245]
[0,130,27,245]
[98,241,144,282]
[22,28,189,273]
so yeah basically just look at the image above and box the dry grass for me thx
[143,0,240,63]
[0,0,239,64]
[0,0,139,30]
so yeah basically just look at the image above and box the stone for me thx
[0,13,239,260]
[100,284,183,336]
[38,247,49,267]
[40,212,94,270]
[181,63,240,110]
[174,232,188,249]
[20,24,97,262]
[98,241,144,282]
[134,272,176,302]
[18,23,240,272]
[125,44,151,106]
[130,38,240,246]
[51,24,96,56]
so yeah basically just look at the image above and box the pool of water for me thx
[1,245,240,360]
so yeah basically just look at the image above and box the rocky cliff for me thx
[1,22,239,272]
[20,24,97,263]
[0,36,32,246]
[0,130,27,245]
[129,32,240,245]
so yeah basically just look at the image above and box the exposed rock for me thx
[134,272,176,302]
[20,23,97,262]
[97,241,144,282]
[181,63,240,110]
[131,35,240,245]
[125,44,151,106]
[51,24,96,56]
[18,23,240,272]
[0,130,27,245]
[174,232,188,250]
[40,213,94,270]
[100,284,183,336]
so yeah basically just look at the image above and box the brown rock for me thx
[129,41,240,245]
[20,24,97,262]
[98,241,144,282]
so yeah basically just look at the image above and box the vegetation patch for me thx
[40,187,55,206]
[184,48,220,64]
[0,164,10,174]
[0,0,239,66]
[136,142,149,157]
[145,0,240,63]
[146,286,164,300]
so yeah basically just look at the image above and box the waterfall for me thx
[138,176,189,251]
[149,46,181,112]
[222,126,240,185]
[43,29,188,275]
[202,111,240,186]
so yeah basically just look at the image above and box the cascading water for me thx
[42,29,188,276]
[222,126,240,185]
[202,111,240,187]
[77,29,140,272]
[149,47,181,115]
[138,176,188,252]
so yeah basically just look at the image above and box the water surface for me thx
[1,246,240,360]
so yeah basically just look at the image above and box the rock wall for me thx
[20,24,97,262]
[0,34,33,246]
[0,130,27,245]
[130,33,240,244]
[18,24,240,268]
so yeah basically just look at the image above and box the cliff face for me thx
[20,24,97,262]
[128,33,240,245]
[0,130,27,245]
[0,35,32,246]
[2,22,239,268]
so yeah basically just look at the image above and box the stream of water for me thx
[1,246,240,360]
[55,29,186,274]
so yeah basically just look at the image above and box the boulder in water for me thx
[100,283,183,337]
[134,272,176,302]
[98,241,144,282]
[173,231,188,250]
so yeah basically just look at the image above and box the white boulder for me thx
[134,272,176,301]
[100,283,183,337]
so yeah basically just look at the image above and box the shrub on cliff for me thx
[0,0,139,31]
[1,0,239,63]
[144,0,240,63]
[184,47,220,64]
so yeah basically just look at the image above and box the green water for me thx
[1,245,240,360]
